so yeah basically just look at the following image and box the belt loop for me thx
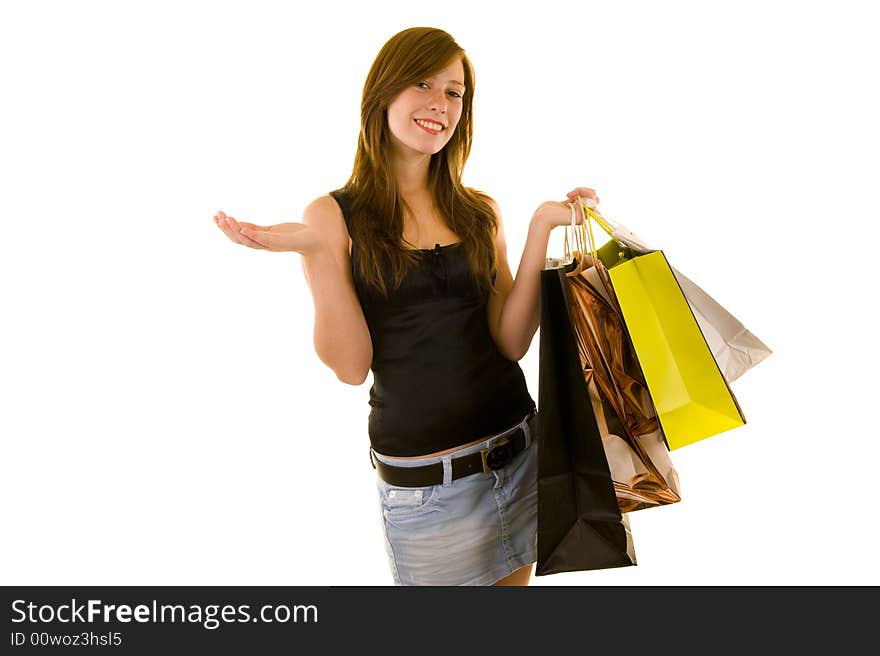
[522,418,531,449]
[369,447,377,470]
[442,455,452,487]
[493,468,504,489]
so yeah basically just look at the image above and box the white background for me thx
[2,0,878,586]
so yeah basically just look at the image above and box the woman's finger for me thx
[215,215,246,245]
[222,215,249,246]
[565,187,600,204]
[216,213,259,247]
[224,218,270,250]
[214,211,276,250]
[237,229,269,250]
[240,226,276,249]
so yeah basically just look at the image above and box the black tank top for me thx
[329,189,536,457]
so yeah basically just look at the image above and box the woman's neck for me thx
[391,150,431,197]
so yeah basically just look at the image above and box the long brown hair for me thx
[339,27,498,300]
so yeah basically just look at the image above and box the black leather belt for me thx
[370,412,538,488]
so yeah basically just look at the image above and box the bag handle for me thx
[563,202,575,264]
[583,199,616,236]
[563,196,616,248]
[564,196,607,277]
[579,198,620,297]
[565,199,633,423]
[563,201,581,271]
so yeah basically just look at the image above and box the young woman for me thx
[213,27,599,586]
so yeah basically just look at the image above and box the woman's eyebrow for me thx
[428,76,466,88]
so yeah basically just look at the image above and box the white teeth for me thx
[415,119,443,131]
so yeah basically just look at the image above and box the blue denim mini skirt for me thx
[371,412,538,586]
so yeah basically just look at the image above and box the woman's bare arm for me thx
[300,195,373,385]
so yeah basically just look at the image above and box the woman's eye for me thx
[415,82,462,98]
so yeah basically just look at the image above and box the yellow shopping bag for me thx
[569,200,746,450]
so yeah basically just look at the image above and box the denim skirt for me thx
[372,412,538,586]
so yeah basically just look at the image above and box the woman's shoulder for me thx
[465,187,500,215]
[463,189,502,238]
[301,192,353,257]
[326,187,348,205]
[303,192,347,223]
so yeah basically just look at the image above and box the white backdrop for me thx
[2,0,877,586]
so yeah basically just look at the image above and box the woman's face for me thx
[385,58,466,158]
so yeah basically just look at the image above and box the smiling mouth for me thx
[413,119,445,134]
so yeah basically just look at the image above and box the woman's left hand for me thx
[532,186,600,229]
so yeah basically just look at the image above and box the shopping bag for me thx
[594,224,771,383]
[574,200,746,450]
[566,262,681,513]
[671,269,771,383]
[535,261,637,576]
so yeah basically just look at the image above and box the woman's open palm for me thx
[213,210,325,255]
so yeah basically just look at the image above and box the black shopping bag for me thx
[535,260,637,576]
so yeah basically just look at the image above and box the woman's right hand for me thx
[213,210,326,255]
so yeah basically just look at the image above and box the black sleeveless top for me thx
[329,189,536,457]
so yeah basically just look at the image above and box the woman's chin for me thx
[391,142,447,158]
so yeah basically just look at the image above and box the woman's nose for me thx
[427,89,447,112]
